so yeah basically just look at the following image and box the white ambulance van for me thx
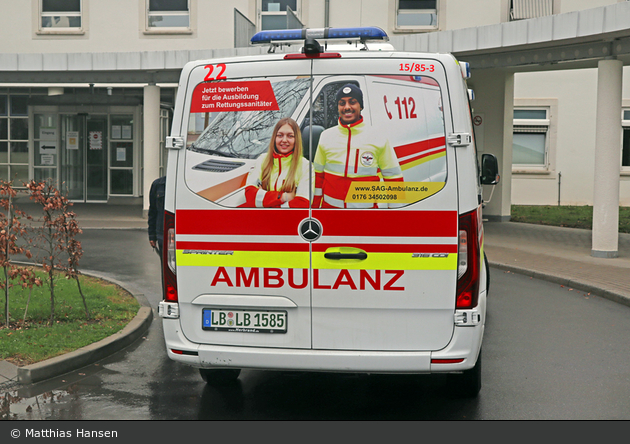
[158,27,500,397]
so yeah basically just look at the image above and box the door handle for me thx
[323,247,368,260]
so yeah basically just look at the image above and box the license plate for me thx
[202,308,287,334]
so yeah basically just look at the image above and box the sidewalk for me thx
[14,202,148,230]
[1,205,629,387]
[483,222,630,307]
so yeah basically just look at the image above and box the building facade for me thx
[1,0,628,209]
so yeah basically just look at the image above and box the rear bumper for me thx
[162,315,484,374]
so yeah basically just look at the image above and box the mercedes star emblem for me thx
[299,218,322,242]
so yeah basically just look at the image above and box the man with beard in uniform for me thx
[312,83,403,209]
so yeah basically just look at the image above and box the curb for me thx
[489,261,630,309]
[14,272,153,385]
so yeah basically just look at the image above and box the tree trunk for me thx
[3,266,8,327]
[74,275,90,320]
[48,269,55,326]
[23,287,32,327]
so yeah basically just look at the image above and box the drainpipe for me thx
[557,171,561,206]
[325,0,329,27]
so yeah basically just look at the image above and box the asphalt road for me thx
[4,229,630,420]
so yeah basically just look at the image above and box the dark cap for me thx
[336,84,363,109]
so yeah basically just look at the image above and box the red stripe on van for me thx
[176,241,456,253]
[177,209,457,238]
[313,210,457,237]
[176,209,307,236]
[394,136,446,159]
[398,147,446,166]
[177,241,308,252]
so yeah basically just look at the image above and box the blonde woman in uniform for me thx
[242,117,313,208]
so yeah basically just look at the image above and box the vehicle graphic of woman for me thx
[242,117,313,207]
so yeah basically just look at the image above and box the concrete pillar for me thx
[143,83,161,217]
[592,58,622,258]
[469,69,515,221]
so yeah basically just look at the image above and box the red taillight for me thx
[431,358,465,364]
[163,210,178,302]
[170,349,198,356]
[456,207,481,309]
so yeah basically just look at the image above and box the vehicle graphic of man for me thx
[312,83,403,208]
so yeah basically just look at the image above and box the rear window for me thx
[184,73,447,209]
[187,77,310,159]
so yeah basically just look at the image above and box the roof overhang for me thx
[2,3,630,84]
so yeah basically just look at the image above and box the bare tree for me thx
[0,180,38,327]
[26,180,70,325]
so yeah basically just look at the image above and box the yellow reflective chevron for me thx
[177,250,310,269]
[400,151,446,171]
[313,252,457,271]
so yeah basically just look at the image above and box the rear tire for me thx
[199,368,241,385]
[448,350,482,398]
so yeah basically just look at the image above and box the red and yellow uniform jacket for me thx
[243,151,313,208]
[313,118,404,208]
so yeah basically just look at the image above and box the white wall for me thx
[443,0,506,30]
[558,0,622,13]
[513,67,630,206]
[2,0,251,54]
[326,0,507,36]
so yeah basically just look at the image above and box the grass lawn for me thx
[0,268,139,366]
[510,205,630,234]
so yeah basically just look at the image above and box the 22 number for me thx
[204,63,227,81]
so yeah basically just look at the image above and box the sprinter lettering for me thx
[209,267,405,291]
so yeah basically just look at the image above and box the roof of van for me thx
[323,42,396,52]
[178,46,460,75]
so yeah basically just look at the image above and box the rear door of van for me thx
[307,56,459,351]
[176,58,314,349]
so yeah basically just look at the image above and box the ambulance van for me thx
[158,27,500,397]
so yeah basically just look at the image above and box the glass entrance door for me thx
[61,114,108,201]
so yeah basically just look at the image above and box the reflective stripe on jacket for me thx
[243,151,313,208]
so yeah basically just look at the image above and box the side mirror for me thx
[480,153,500,185]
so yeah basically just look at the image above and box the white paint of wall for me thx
[328,0,364,28]
[469,69,514,219]
[512,68,608,205]
[558,0,620,13]
[444,0,505,30]
[7,0,251,54]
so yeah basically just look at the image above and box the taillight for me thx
[163,210,178,302]
[456,207,481,309]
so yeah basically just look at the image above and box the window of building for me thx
[512,107,550,170]
[621,110,630,169]
[40,0,82,30]
[33,112,59,184]
[147,0,190,29]
[0,92,31,184]
[110,115,135,195]
[395,0,438,30]
[510,0,553,21]
[259,0,302,31]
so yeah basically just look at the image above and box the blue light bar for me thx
[251,29,305,44]
[326,27,388,40]
[251,27,388,45]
